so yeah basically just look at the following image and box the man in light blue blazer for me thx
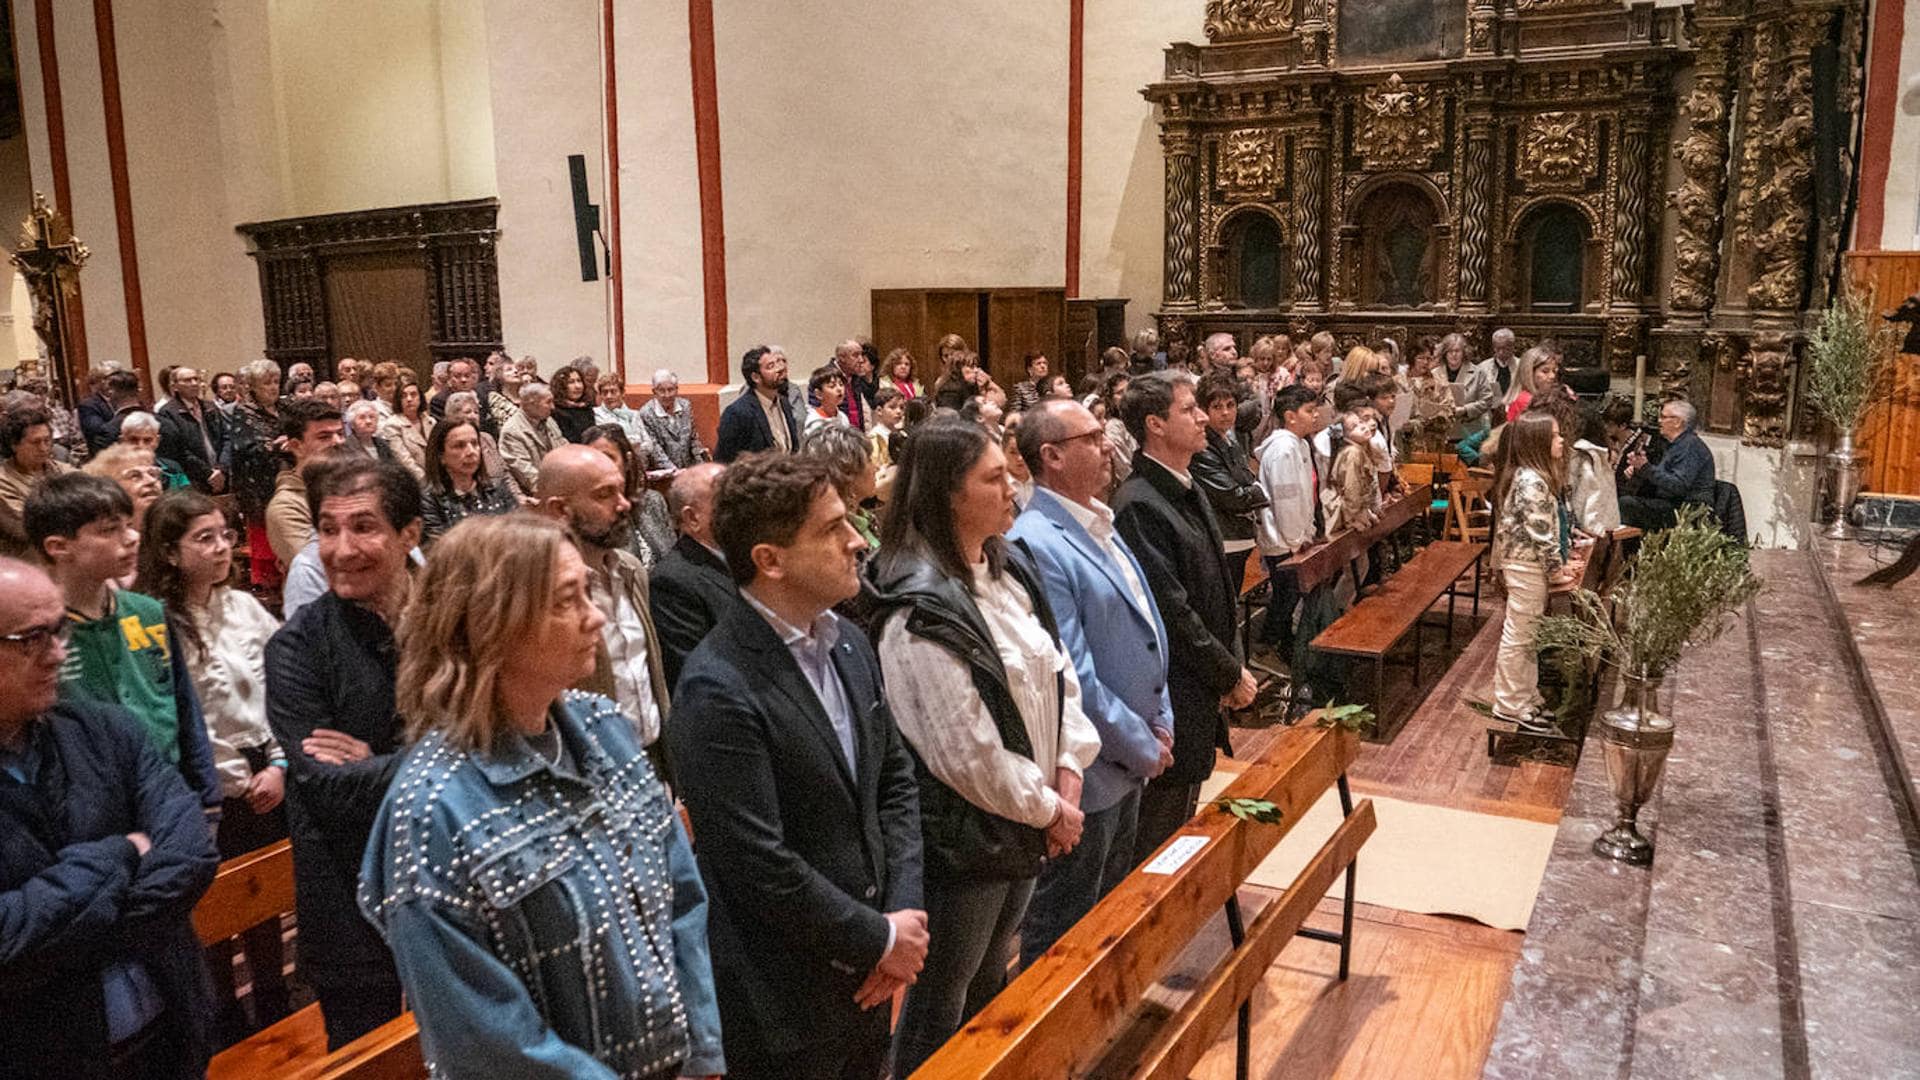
[1008,400,1175,969]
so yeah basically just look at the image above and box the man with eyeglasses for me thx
[0,556,222,1076]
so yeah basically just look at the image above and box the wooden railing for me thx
[912,722,1374,1079]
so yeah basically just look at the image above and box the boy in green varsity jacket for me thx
[23,472,220,807]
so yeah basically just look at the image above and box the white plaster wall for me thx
[484,0,609,372]
[1080,0,1205,337]
[615,0,707,387]
[712,1,1069,370]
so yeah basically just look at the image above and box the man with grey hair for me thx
[1619,397,1715,531]
[1202,332,1239,373]
[497,381,563,498]
[833,339,875,429]
[428,356,493,431]
[648,461,735,686]
[1008,399,1172,966]
[1461,328,1517,429]
[155,366,229,493]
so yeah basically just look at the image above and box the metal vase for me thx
[1823,426,1866,541]
[1593,670,1674,865]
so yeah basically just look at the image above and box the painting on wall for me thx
[1337,0,1462,65]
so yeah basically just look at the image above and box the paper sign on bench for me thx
[1141,834,1209,875]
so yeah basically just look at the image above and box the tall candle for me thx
[1633,353,1646,421]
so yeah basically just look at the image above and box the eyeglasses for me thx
[116,467,163,483]
[0,620,70,654]
[1045,429,1107,449]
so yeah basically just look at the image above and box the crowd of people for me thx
[0,326,1710,1078]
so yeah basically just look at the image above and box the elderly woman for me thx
[358,513,722,1080]
[228,358,290,586]
[593,372,647,444]
[84,444,166,533]
[343,399,396,463]
[378,378,433,479]
[638,369,710,468]
[0,403,75,514]
[487,359,525,432]
[367,361,402,418]
[444,389,509,486]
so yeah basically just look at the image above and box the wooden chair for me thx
[913,723,1375,1080]
[1444,470,1493,543]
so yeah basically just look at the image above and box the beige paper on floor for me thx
[1197,771,1556,932]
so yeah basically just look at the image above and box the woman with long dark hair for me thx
[1489,410,1573,731]
[549,367,598,444]
[417,418,517,546]
[872,417,1099,1075]
[135,488,292,1039]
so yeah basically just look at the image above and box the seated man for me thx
[1619,399,1714,532]
[0,557,221,1076]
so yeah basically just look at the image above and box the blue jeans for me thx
[892,874,1037,1076]
[1017,787,1143,970]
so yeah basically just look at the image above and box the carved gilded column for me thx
[1467,0,1497,55]
[1746,12,1823,313]
[1291,130,1327,309]
[1610,117,1653,305]
[1163,128,1201,309]
[1458,115,1495,311]
[1297,0,1329,68]
[1666,22,1737,317]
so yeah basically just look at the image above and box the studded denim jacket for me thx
[359,692,723,1078]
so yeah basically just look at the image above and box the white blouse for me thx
[185,587,285,799]
[879,562,1101,829]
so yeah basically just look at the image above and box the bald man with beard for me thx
[535,445,672,751]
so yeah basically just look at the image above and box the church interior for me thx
[1,0,1918,1077]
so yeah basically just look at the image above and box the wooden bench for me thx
[197,840,425,1080]
[912,722,1376,1079]
[1309,539,1487,741]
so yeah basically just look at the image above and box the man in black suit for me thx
[155,366,231,493]
[1113,373,1259,864]
[648,462,737,687]
[668,453,926,1080]
[715,346,798,462]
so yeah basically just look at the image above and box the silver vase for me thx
[1593,670,1673,865]
[1823,426,1867,541]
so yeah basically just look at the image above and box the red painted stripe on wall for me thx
[1856,0,1906,251]
[31,0,89,377]
[1066,0,1085,297]
[94,0,147,383]
[689,0,730,385]
[603,0,626,382]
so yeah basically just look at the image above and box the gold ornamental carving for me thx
[1515,112,1594,190]
[1204,0,1294,41]
[1357,75,1444,171]
[1218,129,1281,199]
[1739,334,1794,446]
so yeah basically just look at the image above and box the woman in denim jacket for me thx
[360,513,723,1079]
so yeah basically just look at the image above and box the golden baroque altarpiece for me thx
[1147,0,1863,445]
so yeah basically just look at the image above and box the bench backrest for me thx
[912,723,1363,1079]
[194,839,296,946]
[1284,483,1431,592]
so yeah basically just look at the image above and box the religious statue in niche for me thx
[1358,183,1440,308]
[1358,75,1445,170]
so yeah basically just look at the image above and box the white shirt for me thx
[184,588,285,798]
[878,562,1101,828]
[593,552,665,746]
[1036,487,1153,622]
[1255,428,1319,556]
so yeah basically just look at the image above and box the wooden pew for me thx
[912,722,1376,1079]
[1309,539,1487,741]
[1277,483,1431,595]
[197,840,425,1080]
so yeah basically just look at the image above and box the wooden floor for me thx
[1159,594,1571,1079]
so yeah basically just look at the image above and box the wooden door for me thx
[322,251,432,382]
[985,289,1065,391]
[1847,253,1920,496]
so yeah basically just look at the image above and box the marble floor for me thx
[1485,543,1920,1079]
